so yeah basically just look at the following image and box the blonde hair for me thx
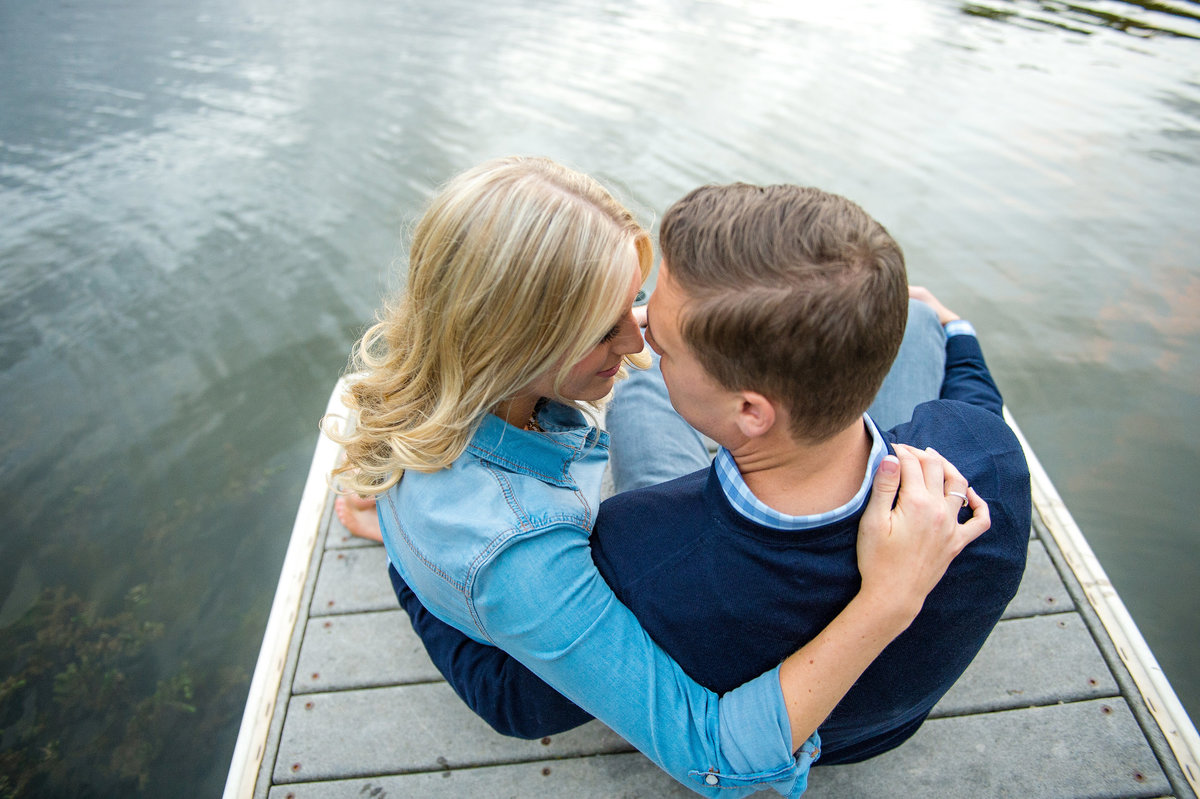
[328,157,651,496]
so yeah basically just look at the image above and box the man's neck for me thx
[729,420,873,518]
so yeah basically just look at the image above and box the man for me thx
[367,183,1031,764]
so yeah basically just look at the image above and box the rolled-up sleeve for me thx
[470,521,818,797]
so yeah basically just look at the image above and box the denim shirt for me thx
[377,401,819,797]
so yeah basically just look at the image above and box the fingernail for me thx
[880,455,899,475]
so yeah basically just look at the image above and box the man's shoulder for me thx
[893,400,1029,492]
[592,467,714,587]
[897,399,1023,459]
[599,466,711,517]
[892,400,1032,554]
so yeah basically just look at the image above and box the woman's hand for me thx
[775,444,990,747]
[856,444,990,625]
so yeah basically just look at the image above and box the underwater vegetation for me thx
[0,585,243,798]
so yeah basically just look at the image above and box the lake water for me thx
[1,0,1198,795]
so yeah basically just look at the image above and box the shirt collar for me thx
[714,415,887,531]
[466,401,608,488]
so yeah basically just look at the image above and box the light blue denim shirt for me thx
[378,401,819,797]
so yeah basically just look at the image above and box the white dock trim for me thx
[223,379,350,799]
[1005,407,1200,793]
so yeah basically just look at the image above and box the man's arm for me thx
[909,286,1003,416]
[942,332,1002,415]
[386,563,594,738]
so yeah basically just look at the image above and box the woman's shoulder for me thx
[386,460,592,599]
[397,439,599,536]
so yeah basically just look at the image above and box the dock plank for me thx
[309,546,394,616]
[272,682,632,784]
[1003,539,1073,619]
[933,612,1119,716]
[804,699,1170,799]
[267,699,1169,799]
[293,610,439,693]
[267,752,689,799]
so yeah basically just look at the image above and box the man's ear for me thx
[734,391,778,439]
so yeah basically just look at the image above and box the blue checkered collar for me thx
[714,415,886,531]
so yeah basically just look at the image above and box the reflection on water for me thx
[1,0,1198,795]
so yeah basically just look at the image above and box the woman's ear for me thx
[735,391,778,439]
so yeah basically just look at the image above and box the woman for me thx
[328,157,985,796]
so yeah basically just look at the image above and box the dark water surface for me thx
[2,0,1198,795]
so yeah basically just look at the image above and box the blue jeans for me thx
[608,299,946,492]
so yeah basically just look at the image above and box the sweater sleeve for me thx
[940,333,1003,417]
[386,563,594,738]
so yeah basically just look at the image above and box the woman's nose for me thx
[617,312,645,353]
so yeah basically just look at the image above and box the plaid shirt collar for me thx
[714,415,886,531]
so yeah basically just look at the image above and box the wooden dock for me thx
[225,383,1199,798]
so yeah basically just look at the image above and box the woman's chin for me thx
[567,378,616,404]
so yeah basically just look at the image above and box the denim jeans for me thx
[607,299,946,493]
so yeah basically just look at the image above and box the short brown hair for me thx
[659,183,908,442]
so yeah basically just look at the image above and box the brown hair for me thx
[658,183,908,443]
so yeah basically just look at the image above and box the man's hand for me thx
[856,444,990,624]
[909,286,961,326]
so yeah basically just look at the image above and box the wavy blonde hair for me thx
[327,157,652,496]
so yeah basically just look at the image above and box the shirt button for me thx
[705,774,719,786]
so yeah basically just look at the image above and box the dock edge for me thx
[1005,407,1200,794]
[222,378,351,799]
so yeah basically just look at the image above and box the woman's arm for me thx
[387,562,592,738]
[776,444,989,747]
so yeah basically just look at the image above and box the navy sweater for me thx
[390,334,1031,762]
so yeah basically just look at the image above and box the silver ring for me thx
[947,490,968,508]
